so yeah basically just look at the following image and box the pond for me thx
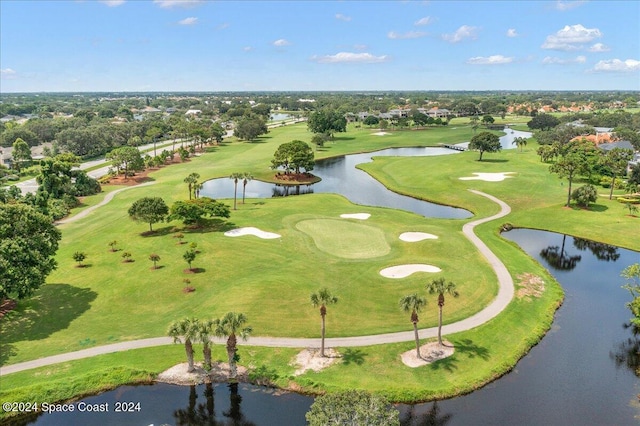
[22,230,639,425]
[200,127,530,220]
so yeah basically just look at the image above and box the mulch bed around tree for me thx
[0,299,17,318]
[273,172,317,184]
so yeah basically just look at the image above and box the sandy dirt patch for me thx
[399,232,438,242]
[459,172,516,182]
[380,264,442,278]
[340,213,371,220]
[292,348,340,376]
[224,227,281,239]
[155,362,248,385]
[401,340,454,367]
[516,273,545,299]
[372,131,390,136]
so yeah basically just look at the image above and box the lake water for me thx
[20,127,640,425]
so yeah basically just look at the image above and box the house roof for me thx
[597,140,634,151]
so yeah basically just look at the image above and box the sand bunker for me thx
[399,232,438,242]
[292,348,340,376]
[459,172,516,182]
[380,264,441,278]
[224,227,281,239]
[340,213,371,220]
[401,341,455,367]
[372,132,390,136]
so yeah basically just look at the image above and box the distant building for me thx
[185,109,202,116]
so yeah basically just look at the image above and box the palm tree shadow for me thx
[455,338,490,360]
[400,400,453,426]
[341,348,366,365]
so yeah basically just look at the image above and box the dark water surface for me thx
[201,146,472,219]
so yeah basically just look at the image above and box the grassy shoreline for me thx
[1,118,635,419]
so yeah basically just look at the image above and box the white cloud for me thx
[589,43,610,52]
[388,31,427,40]
[1,68,17,79]
[216,23,230,30]
[542,55,587,64]
[467,55,514,65]
[442,25,479,43]
[414,16,434,26]
[541,24,602,51]
[592,59,640,72]
[99,0,126,6]
[153,0,202,8]
[178,17,198,25]
[243,46,253,52]
[335,13,351,22]
[506,28,518,38]
[273,39,291,47]
[554,0,587,11]
[311,52,389,64]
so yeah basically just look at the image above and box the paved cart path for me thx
[1,190,513,376]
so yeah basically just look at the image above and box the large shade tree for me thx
[0,203,61,300]
[215,312,252,380]
[399,294,427,358]
[469,131,501,161]
[310,288,338,357]
[168,317,201,372]
[128,197,169,232]
[425,278,459,347]
[106,146,144,181]
[169,198,230,226]
[271,140,315,174]
[600,147,634,200]
[307,109,347,138]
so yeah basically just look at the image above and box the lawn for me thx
[1,117,636,412]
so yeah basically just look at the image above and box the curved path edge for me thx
[1,190,513,376]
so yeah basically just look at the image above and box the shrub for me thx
[571,184,598,208]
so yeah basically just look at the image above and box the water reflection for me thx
[573,237,620,262]
[609,324,640,377]
[173,383,256,426]
[400,401,453,426]
[539,234,582,271]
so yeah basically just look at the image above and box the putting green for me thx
[295,218,390,259]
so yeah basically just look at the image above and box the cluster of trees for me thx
[1,153,101,220]
[271,140,315,175]
[128,193,230,231]
[168,313,252,379]
[621,264,640,329]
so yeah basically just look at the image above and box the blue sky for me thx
[1,0,639,92]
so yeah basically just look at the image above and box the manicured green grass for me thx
[0,116,633,412]
[295,218,390,259]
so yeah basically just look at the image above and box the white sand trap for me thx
[399,232,438,242]
[224,227,281,239]
[340,213,371,220]
[459,172,516,182]
[380,264,441,278]
[401,341,455,367]
[372,131,390,136]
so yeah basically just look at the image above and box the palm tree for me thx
[196,319,217,371]
[426,278,459,347]
[168,317,200,372]
[149,253,161,269]
[184,172,200,200]
[310,288,338,357]
[241,172,253,204]
[513,136,528,152]
[399,294,427,358]
[215,312,252,380]
[229,172,243,210]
